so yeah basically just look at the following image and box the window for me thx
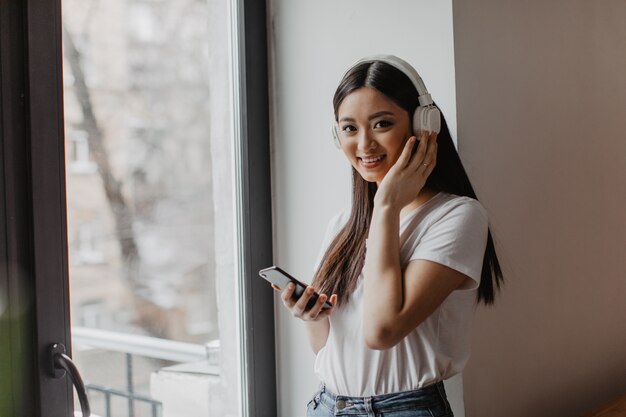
[62,0,249,415]
[79,300,108,328]
[68,131,97,174]
[0,0,275,416]
[74,222,105,265]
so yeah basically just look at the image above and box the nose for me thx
[357,130,377,152]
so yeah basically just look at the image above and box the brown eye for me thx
[374,120,393,128]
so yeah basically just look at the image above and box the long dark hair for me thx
[312,60,503,306]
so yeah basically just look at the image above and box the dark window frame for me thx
[235,0,277,416]
[0,0,276,415]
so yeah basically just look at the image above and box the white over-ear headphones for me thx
[331,54,441,149]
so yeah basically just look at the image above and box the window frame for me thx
[0,0,276,415]
[232,0,277,416]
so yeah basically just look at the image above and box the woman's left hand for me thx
[375,130,438,209]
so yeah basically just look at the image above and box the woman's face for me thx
[336,87,412,184]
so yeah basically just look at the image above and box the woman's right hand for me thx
[271,283,338,321]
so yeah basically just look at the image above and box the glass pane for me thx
[62,0,241,416]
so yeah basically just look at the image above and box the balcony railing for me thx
[85,382,161,417]
[72,327,216,417]
[72,327,208,362]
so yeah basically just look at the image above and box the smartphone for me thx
[258,266,333,311]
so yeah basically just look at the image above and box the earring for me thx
[331,123,341,149]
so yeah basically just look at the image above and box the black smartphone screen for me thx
[258,266,333,310]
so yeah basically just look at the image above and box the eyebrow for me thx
[338,111,395,123]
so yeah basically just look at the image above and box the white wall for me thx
[267,1,459,416]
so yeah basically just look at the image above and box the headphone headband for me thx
[342,54,434,106]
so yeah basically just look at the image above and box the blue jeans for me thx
[306,381,453,417]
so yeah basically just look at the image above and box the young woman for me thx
[273,55,503,417]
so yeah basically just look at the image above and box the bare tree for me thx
[63,26,174,337]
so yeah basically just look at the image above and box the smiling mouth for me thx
[358,155,386,167]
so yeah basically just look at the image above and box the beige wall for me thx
[452,1,626,416]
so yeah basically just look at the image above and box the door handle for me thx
[49,343,91,417]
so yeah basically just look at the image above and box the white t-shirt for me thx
[312,191,489,397]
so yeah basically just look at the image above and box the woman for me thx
[273,55,503,417]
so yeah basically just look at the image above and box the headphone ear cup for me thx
[413,106,441,135]
[331,123,341,149]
